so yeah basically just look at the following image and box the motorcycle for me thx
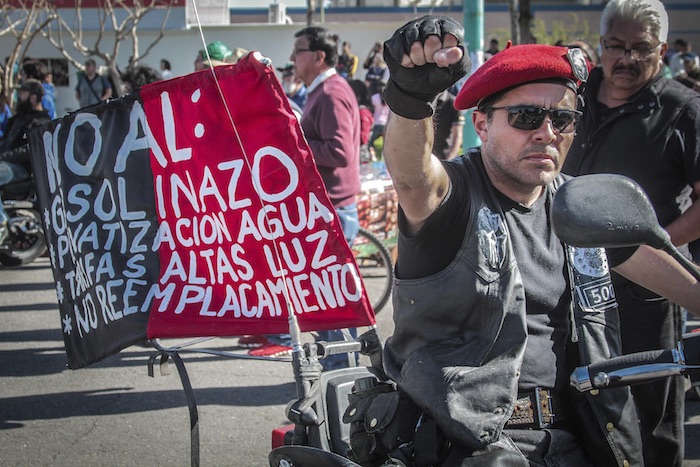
[268,174,700,467]
[0,178,47,266]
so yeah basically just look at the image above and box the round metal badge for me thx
[567,47,589,83]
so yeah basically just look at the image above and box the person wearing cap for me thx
[194,41,233,71]
[377,15,700,466]
[562,2,700,465]
[0,79,51,243]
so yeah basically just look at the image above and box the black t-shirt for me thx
[396,158,633,392]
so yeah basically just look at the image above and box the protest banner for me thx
[29,53,375,369]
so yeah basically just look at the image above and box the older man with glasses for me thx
[244,26,362,365]
[291,27,362,370]
[562,1,700,465]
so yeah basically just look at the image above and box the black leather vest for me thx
[383,151,643,466]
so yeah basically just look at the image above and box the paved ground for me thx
[1,257,699,466]
[0,257,396,466]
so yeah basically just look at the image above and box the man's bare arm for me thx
[384,113,450,234]
[613,244,700,314]
[380,17,468,234]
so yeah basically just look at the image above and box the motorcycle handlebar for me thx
[314,328,384,359]
[570,349,681,392]
[588,349,677,374]
[315,340,363,356]
[570,331,700,392]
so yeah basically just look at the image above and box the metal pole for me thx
[463,0,483,150]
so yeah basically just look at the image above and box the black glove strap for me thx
[383,80,437,120]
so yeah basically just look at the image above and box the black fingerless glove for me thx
[383,15,470,120]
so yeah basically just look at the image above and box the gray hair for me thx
[600,0,668,43]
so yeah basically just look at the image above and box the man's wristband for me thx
[383,80,437,120]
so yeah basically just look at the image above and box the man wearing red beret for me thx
[376,15,700,466]
[562,1,700,465]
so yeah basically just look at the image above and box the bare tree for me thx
[307,0,315,26]
[508,0,521,44]
[42,0,178,98]
[507,0,534,45]
[519,0,534,44]
[0,0,56,107]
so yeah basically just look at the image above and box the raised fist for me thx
[383,15,470,120]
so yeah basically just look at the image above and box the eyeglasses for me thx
[601,39,662,61]
[487,105,582,134]
[291,48,314,56]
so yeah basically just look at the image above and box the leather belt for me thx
[505,387,564,429]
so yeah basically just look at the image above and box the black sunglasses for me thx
[487,105,582,134]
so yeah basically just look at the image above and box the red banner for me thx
[140,54,374,338]
[28,53,374,368]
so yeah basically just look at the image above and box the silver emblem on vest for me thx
[571,247,617,312]
[477,207,507,269]
[572,247,608,278]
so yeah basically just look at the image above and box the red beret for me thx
[454,43,589,110]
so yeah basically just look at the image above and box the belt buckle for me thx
[534,387,555,428]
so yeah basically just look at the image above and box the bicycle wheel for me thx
[351,227,394,314]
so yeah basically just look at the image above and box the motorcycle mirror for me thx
[551,174,672,251]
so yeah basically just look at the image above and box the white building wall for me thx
[5,20,408,117]
[4,4,699,117]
